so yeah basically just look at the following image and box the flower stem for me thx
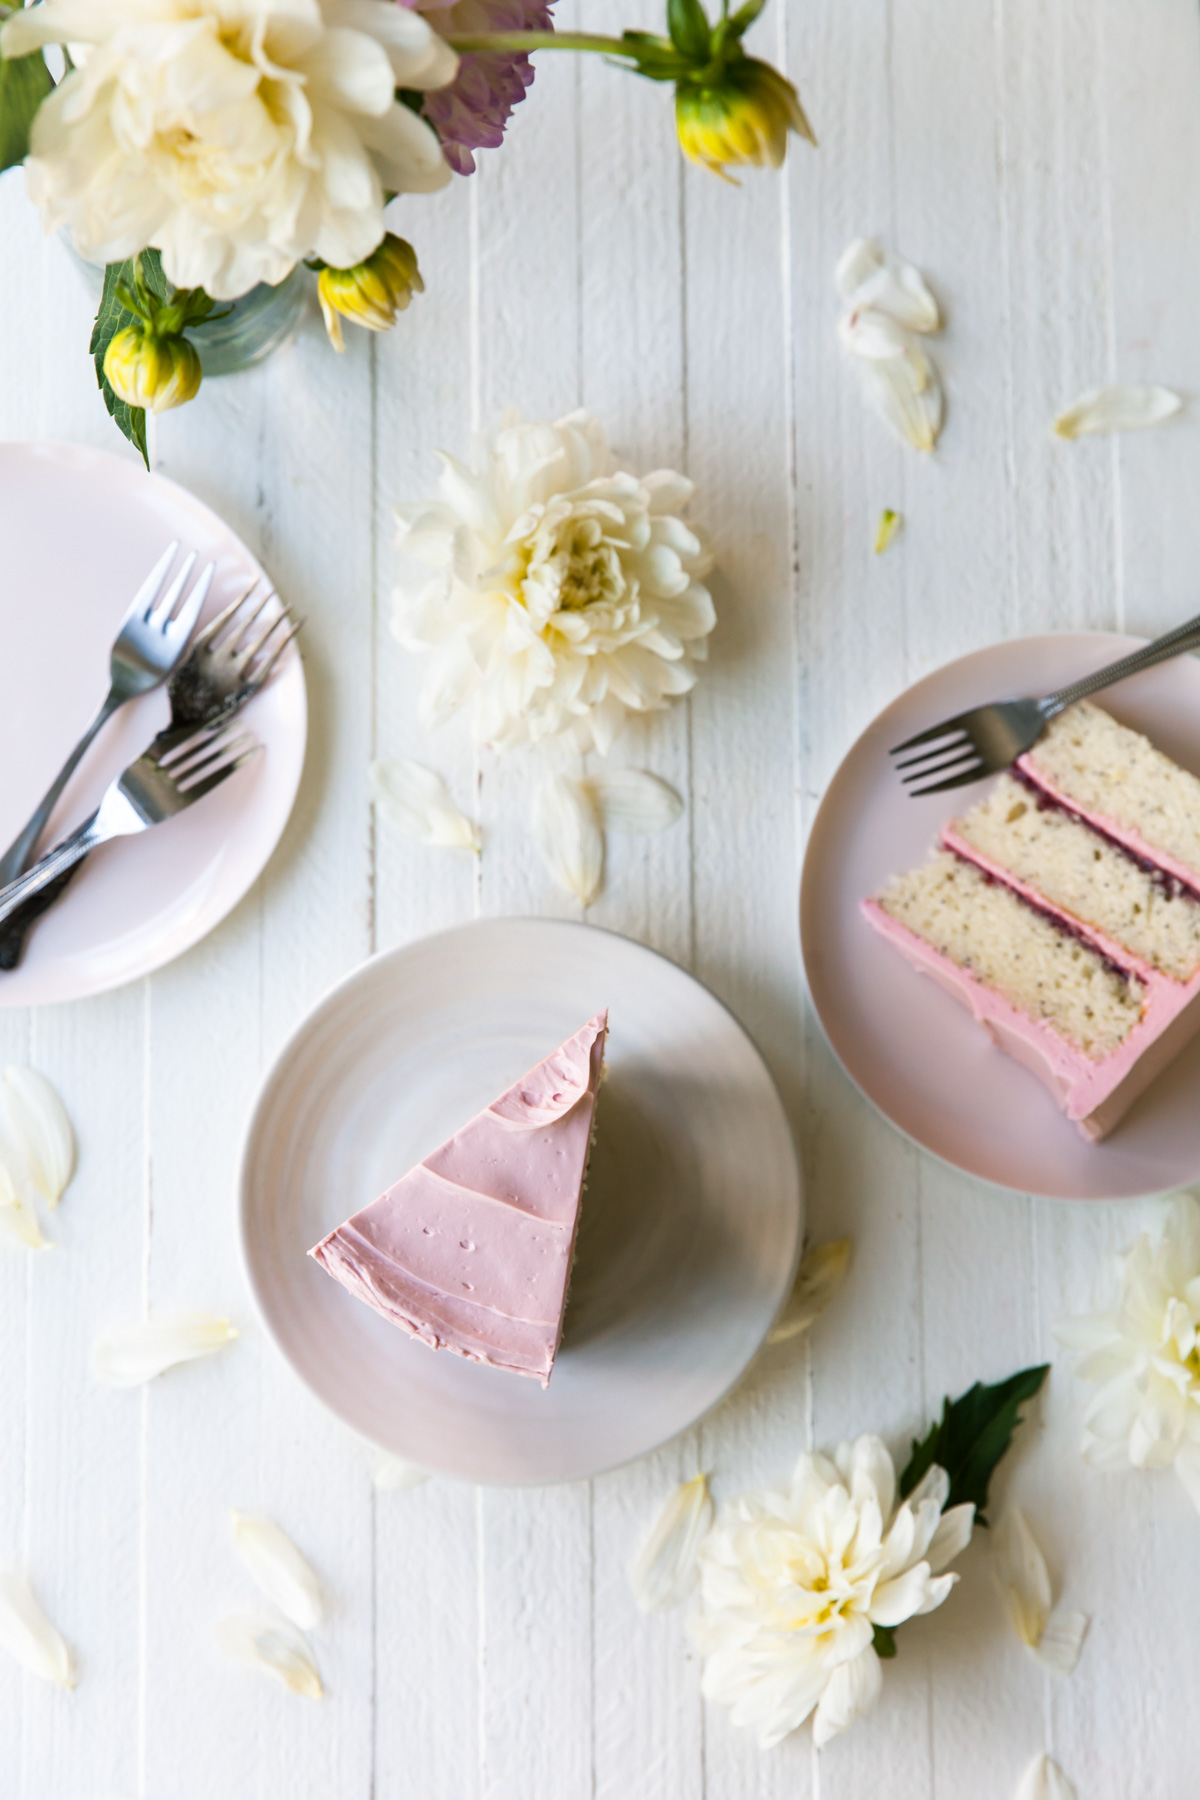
[442,31,637,57]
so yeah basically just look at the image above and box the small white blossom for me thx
[696,1435,973,1749]
[393,410,715,755]
[1056,1192,1200,1511]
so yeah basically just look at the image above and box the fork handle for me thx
[0,688,120,888]
[0,808,110,931]
[1044,612,1200,715]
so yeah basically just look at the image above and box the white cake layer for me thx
[1029,702,1200,881]
[875,849,1144,1060]
[954,773,1200,982]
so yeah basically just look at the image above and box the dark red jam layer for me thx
[947,847,1144,996]
[1013,764,1200,908]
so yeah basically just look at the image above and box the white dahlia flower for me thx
[697,1435,973,1750]
[392,409,715,754]
[1056,1192,1200,1511]
[0,0,457,299]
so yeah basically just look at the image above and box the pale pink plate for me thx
[240,919,803,1485]
[0,442,306,1005]
[802,633,1200,1201]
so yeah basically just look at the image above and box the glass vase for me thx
[63,237,308,377]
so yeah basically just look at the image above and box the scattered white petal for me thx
[768,1239,852,1343]
[839,310,944,453]
[584,769,683,835]
[231,1513,323,1630]
[370,758,481,852]
[1034,1606,1090,1678]
[532,773,604,905]
[368,1447,431,1492]
[0,1161,50,1251]
[1053,384,1181,438]
[631,1473,713,1613]
[874,509,902,554]
[215,1613,322,1698]
[836,238,941,333]
[0,1572,72,1687]
[3,1067,75,1207]
[92,1314,238,1386]
[992,1506,1051,1647]
[1016,1754,1077,1800]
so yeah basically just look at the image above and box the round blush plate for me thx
[802,632,1200,1201]
[0,442,306,1005]
[239,918,803,1485]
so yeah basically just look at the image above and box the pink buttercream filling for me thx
[310,1011,608,1385]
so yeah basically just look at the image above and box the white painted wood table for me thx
[2,1,1199,1794]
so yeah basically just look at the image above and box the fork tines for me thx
[888,716,987,795]
[156,724,258,795]
[195,577,300,676]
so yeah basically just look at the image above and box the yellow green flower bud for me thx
[675,58,815,180]
[317,234,425,352]
[103,326,202,414]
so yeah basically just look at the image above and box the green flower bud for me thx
[318,234,425,352]
[103,326,202,414]
[675,57,814,180]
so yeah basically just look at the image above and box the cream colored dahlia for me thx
[696,1436,973,1750]
[392,410,715,754]
[0,0,457,299]
[1056,1192,1200,1510]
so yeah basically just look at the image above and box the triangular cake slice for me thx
[309,1012,608,1386]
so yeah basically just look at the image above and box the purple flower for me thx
[400,0,556,175]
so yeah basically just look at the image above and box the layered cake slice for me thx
[863,703,1200,1140]
[310,1012,607,1385]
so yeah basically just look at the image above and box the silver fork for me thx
[0,575,299,968]
[0,541,214,886]
[0,727,258,931]
[890,609,1200,795]
[158,577,301,743]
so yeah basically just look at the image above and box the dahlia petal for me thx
[1053,384,1181,439]
[531,773,603,906]
[811,1646,883,1748]
[992,1507,1051,1647]
[1016,1754,1077,1800]
[630,1474,713,1613]
[868,1561,935,1627]
[231,1513,323,1631]
[768,1238,852,1343]
[925,1502,974,1574]
[1034,1606,1089,1678]
[370,758,481,851]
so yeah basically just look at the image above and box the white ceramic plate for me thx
[0,441,306,1005]
[239,918,803,1485]
[802,633,1200,1201]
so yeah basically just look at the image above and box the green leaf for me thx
[667,0,712,63]
[728,0,768,35]
[872,1623,898,1659]
[89,255,163,468]
[899,1364,1050,1526]
[0,44,53,173]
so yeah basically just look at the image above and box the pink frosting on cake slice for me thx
[309,1012,608,1385]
